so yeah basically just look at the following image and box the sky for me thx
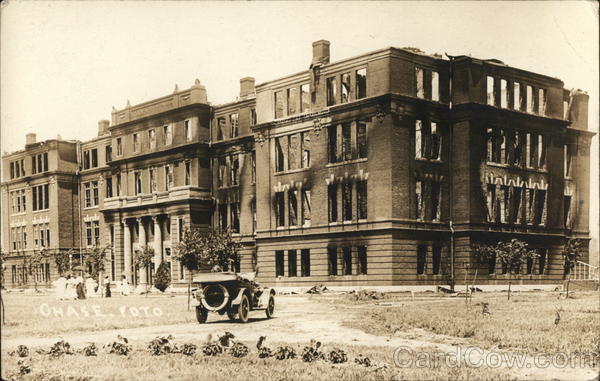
[1,1,598,258]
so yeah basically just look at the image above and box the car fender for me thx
[258,287,275,306]
[230,288,248,306]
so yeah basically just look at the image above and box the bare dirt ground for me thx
[3,294,598,381]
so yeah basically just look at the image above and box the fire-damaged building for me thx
[1,40,594,289]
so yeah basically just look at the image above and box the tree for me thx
[174,227,242,310]
[493,239,539,300]
[84,246,109,297]
[562,238,584,298]
[24,248,50,292]
[54,249,72,276]
[134,246,155,295]
[154,261,171,292]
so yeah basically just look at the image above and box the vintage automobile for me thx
[191,272,275,323]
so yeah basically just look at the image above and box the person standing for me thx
[121,274,130,296]
[65,275,77,300]
[52,275,67,300]
[104,276,111,298]
[76,273,86,299]
[85,275,97,298]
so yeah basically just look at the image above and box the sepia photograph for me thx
[0,1,598,380]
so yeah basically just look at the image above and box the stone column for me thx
[137,217,147,285]
[153,216,162,272]
[122,219,132,283]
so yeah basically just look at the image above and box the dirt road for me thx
[3,295,597,381]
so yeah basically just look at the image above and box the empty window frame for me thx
[326,77,337,106]
[300,84,310,113]
[149,129,157,149]
[229,114,239,138]
[184,161,191,186]
[164,164,173,191]
[148,168,156,193]
[431,71,440,102]
[229,155,239,186]
[526,85,534,113]
[288,250,297,277]
[32,184,49,211]
[415,120,442,160]
[133,133,140,152]
[275,192,285,227]
[357,180,368,220]
[116,138,123,156]
[417,245,427,275]
[327,247,338,276]
[341,73,351,103]
[342,182,353,222]
[288,189,298,226]
[217,157,226,188]
[275,136,287,172]
[302,132,311,168]
[134,172,142,195]
[500,79,508,108]
[302,189,311,226]
[356,68,367,99]
[289,134,300,170]
[513,82,522,111]
[300,249,310,277]
[184,120,192,141]
[230,202,240,233]
[416,67,425,99]
[163,125,173,145]
[564,144,572,177]
[216,117,226,141]
[328,122,367,163]
[563,195,572,228]
[357,245,367,274]
[487,76,495,106]
[328,183,338,223]
[274,90,284,118]
[250,108,257,126]
[415,180,424,220]
[275,250,285,277]
[342,123,353,161]
[287,87,298,115]
[538,88,546,115]
[219,203,228,230]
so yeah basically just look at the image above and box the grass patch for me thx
[342,292,600,358]
[1,342,516,381]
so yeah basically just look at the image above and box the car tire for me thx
[265,295,275,319]
[238,294,250,323]
[195,306,208,324]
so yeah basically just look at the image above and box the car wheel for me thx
[238,294,250,323]
[265,295,275,319]
[195,306,208,324]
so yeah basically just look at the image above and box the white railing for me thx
[572,261,600,281]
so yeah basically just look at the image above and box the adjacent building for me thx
[1,40,594,289]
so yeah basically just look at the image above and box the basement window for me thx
[328,247,338,276]
[357,245,367,275]
[342,247,352,275]
[538,249,548,275]
[488,251,496,274]
[417,245,427,275]
[288,250,297,277]
[526,257,533,275]
[301,249,310,277]
[432,245,441,275]
[275,250,285,277]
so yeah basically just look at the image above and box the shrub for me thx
[258,347,272,358]
[80,343,98,356]
[230,342,249,358]
[327,348,348,364]
[202,342,223,356]
[354,354,372,367]
[105,335,132,356]
[10,345,29,357]
[180,343,197,356]
[17,359,31,375]
[49,340,74,357]
[148,335,179,355]
[301,340,324,363]
[154,261,171,292]
[274,346,296,360]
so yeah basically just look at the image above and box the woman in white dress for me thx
[52,276,67,300]
[121,275,130,296]
[64,274,78,300]
[85,275,97,297]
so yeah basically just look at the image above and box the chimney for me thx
[240,77,255,97]
[312,40,330,65]
[98,120,110,136]
[26,133,36,146]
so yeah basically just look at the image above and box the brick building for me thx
[1,40,594,289]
